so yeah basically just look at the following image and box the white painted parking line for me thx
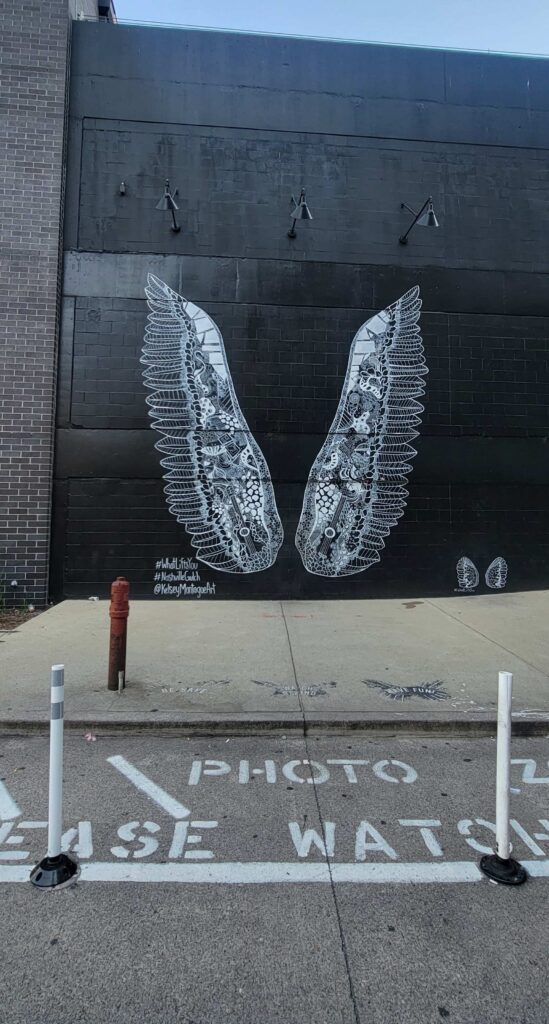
[79,860,484,884]
[107,756,190,819]
[0,781,21,821]
[0,866,29,883]
[78,860,485,883]
[82,862,331,883]
[523,859,549,877]
[1,859,548,885]
[330,862,481,883]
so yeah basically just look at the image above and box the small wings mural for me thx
[141,275,283,573]
[456,556,479,592]
[485,556,508,589]
[295,287,427,577]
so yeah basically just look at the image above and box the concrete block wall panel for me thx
[53,283,549,598]
[56,476,549,599]
[75,122,549,274]
[52,23,549,599]
[66,25,549,147]
[0,0,72,607]
[63,297,549,439]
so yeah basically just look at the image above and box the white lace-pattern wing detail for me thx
[485,556,508,589]
[141,275,283,573]
[456,557,479,592]
[295,287,427,577]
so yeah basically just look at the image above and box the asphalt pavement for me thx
[1,732,548,1023]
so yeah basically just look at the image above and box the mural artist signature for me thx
[157,678,453,703]
[365,679,451,702]
[159,679,338,699]
[160,680,231,696]
[253,680,338,698]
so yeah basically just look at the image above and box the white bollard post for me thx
[47,665,65,859]
[30,665,79,888]
[495,670,512,860]
[479,671,527,885]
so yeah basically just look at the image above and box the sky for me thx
[113,0,549,56]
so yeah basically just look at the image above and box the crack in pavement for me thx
[279,601,362,1024]
[424,599,549,679]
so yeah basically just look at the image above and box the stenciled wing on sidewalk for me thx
[296,287,427,577]
[141,274,283,573]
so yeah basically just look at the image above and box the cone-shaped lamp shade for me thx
[417,200,439,228]
[156,181,179,211]
[290,191,313,221]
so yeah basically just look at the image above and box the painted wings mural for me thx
[141,275,283,573]
[295,287,427,577]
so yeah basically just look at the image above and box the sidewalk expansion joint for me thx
[424,598,549,678]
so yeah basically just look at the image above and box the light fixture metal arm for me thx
[288,193,298,239]
[169,203,181,233]
[399,196,431,245]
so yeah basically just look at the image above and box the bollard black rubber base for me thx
[30,853,79,889]
[479,854,528,885]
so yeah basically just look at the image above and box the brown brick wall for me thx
[0,1,71,606]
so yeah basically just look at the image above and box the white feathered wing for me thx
[296,287,427,577]
[141,275,283,573]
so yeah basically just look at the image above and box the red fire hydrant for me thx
[108,577,130,691]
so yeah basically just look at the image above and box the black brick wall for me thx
[0,0,71,607]
[52,23,549,599]
[66,300,549,439]
[75,122,549,274]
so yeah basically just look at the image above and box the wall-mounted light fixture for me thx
[156,179,181,233]
[399,196,439,245]
[119,181,126,196]
[288,188,313,239]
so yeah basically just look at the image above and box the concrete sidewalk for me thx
[0,594,548,733]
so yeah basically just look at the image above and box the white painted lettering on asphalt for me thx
[61,821,93,860]
[187,757,417,785]
[0,820,48,861]
[372,760,418,784]
[509,820,546,857]
[282,760,330,784]
[326,759,369,782]
[398,819,444,857]
[111,820,161,859]
[238,760,277,783]
[2,752,549,884]
[168,820,218,860]
[511,759,549,783]
[355,821,398,861]
[0,820,92,862]
[188,760,231,785]
[3,817,544,865]
[0,821,29,860]
[534,820,549,843]
[457,818,497,855]
[289,822,336,858]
